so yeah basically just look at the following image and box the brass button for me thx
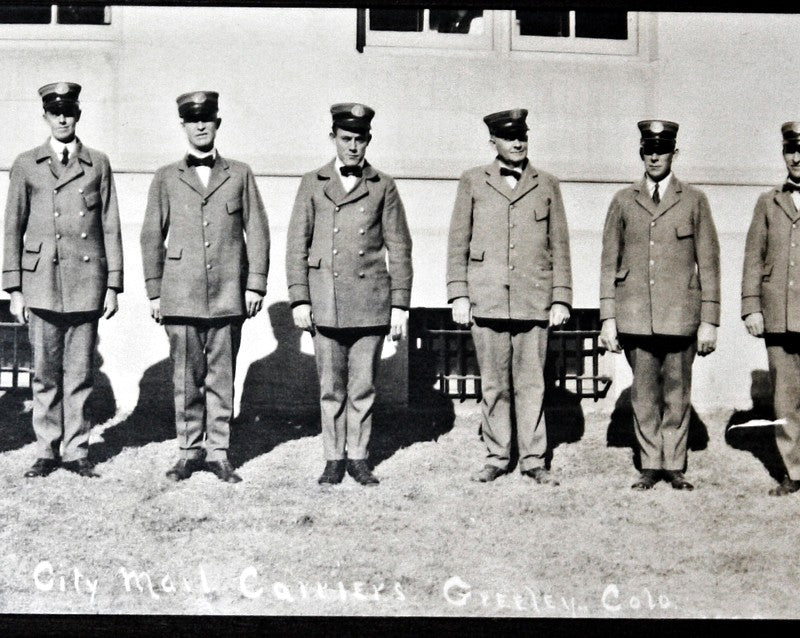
[509,265,515,271]
[335,206,340,212]
[358,272,365,278]
[78,188,84,194]
[509,244,515,249]
[359,228,365,235]
[334,272,339,278]
[204,241,210,247]
[650,240,655,246]
[333,249,338,255]
[79,211,85,217]
[649,259,654,265]
[650,221,656,227]
[83,255,90,262]
[358,250,365,256]
[650,280,655,285]
[54,212,60,217]
[206,264,212,270]
[52,258,58,263]
[55,233,61,240]
[334,227,340,233]
[203,221,209,227]
[81,233,87,239]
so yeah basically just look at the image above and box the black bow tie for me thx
[187,154,215,168]
[340,165,363,178]
[500,167,522,180]
[784,181,800,193]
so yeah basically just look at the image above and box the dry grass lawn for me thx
[0,394,797,619]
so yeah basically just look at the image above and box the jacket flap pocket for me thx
[83,191,101,209]
[21,253,40,271]
[615,267,629,281]
[762,263,774,277]
[676,223,694,238]
[24,240,42,253]
[534,207,550,221]
[308,256,322,268]
[167,246,182,260]
[226,197,243,214]
[469,249,485,262]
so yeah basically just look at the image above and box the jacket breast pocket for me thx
[226,197,243,214]
[469,249,485,262]
[614,267,629,285]
[308,256,322,269]
[762,263,774,281]
[82,190,101,210]
[167,246,183,260]
[21,253,40,272]
[534,206,550,222]
[675,223,694,239]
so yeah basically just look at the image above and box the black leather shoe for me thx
[318,460,346,484]
[166,458,203,482]
[24,458,59,478]
[206,459,242,483]
[664,470,694,491]
[769,475,800,496]
[346,459,379,485]
[61,458,100,478]
[522,467,560,486]
[631,469,660,490]
[471,465,505,483]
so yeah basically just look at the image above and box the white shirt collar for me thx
[187,147,217,159]
[334,156,365,172]
[49,136,78,158]
[645,171,672,197]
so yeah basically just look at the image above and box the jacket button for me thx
[204,241,210,248]
[334,272,339,278]
[509,265,515,271]
[203,221,209,227]
[509,223,515,228]
[649,259,655,265]
[53,189,57,194]
[650,240,654,246]
[359,272,365,278]
[52,258,58,264]
[79,211,85,217]
[78,188,83,194]
[333,249,338,255]
[651,221,656,227]
[650,280,655,285]
[359,228,365,235]
[334,227,340,233]
[206,264,212,270]
[360,207,364,212]
[358,250,365,256]
[335,206,340,212]
[83,255,90,262]
[509,244,515,249]
[54,211,60,217]
[81,233,87,239]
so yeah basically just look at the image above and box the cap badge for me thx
[510,108,523,119]
[55,82,70,95]
[192,92,207,104]
[650,121,664,134]
[351,104,366,117]
[791,123,800,134]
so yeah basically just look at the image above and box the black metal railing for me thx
[0,300,31,391]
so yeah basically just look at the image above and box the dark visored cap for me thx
[331,102,375,133]
[782,121,800,152]
[638,119,679,153]
[177,90,219,120]
[483,108,529,139]
[39,82,81,115]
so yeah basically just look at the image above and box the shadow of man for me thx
[86,338,116,427]
[231,301,321,467]
[725,369,785,482]
[89,357,175,464]
[606,386,709,471]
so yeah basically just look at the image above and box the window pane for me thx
[57,5,110,25]
[429,9,483,34]
[516,10,569,37]
[0,4,50,24]
[574,11,627,40]
[369,8,423,32]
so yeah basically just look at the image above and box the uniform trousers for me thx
[164,318,242,462]
[29,309,99,462]
[765,334,800,480]
[313,326,386,461]
[621,334,695,471]
[471,318,548,472]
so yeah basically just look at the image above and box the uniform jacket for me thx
[2,140,123,313]
[742,186,800,333]
[286,159,413,328]
[600,175,720,336]
[446,161,572,321]
[140,154,270,320]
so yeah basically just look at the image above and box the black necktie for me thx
[652,182,660,204]
[340,165,363,178]
[784,181,800,193]
[500,167,521,180]
[61,148,69,166]
[186,154,215,168]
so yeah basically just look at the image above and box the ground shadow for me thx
[86,344,116,426]
[89,357,175,463]
[231,302,322,467]
[725,369,785,482]
[543,385,586,467]
[606,386,709,471]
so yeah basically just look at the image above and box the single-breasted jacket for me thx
[140,155,270,320]
[600,175,720,336]
[2,140,123,313]
[285,160,413,328]
[742,186,800,333]
[446,161,572,321]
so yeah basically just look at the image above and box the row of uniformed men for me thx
[4,82,800,495]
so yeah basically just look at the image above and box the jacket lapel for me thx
[485,163,514,201]
[319,160,348,204]
[54,141,90,189]
[34,142,59,179]
[774,188,800,222]
[655,176,682,219]
[510,163,539,204]
[178,156,206,196]
[204,155,231,199]
[634,176,660,217]
[339,163,377,206]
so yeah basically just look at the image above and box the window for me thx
[0,3,115,40]
[359,7,493,51]
[358,8,639,56]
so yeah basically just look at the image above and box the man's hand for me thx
[9,291,27,324]
[744,312,765,338]
[245,290,264,318]
[149,297,162,324]
[451,297,472,326]
[389,307,408,341]
[549,303,570,328]
[696,321,717,356]
[292,303,314,333]
[103,289,118,319]
[599,318,621,353]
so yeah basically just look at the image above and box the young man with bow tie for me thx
[447,108,572,485]
[599,120,720,491]
[286,103,413,486]
[3,82,123,479]
[742,122,800,496]
[140,91,270,483]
